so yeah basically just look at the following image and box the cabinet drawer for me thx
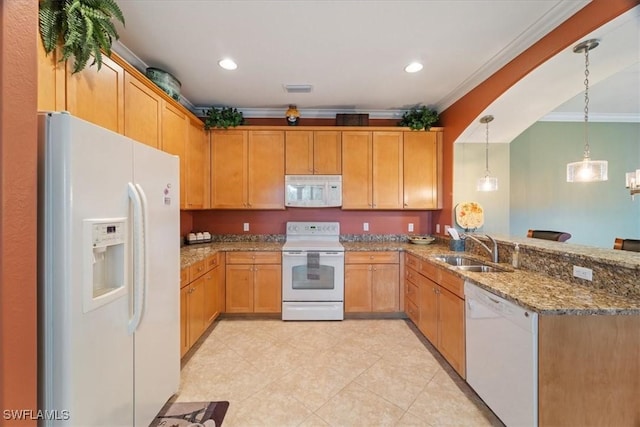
[226,251,281,264]
[406,299,419,324]
[419,259,438,279]
[189,259,207,280]
[180,268,190,288]
[346,251,399,264]
[438,268,464,298]
[405,280,418,305]
[405,266,421,286]
[207,252,221,270]
[405,253,419,269]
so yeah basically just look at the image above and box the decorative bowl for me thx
[146,67,181,100]
[408,236,436,245]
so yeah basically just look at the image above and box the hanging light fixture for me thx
[477,115,498,191]
[625,169,640,199]
[566,39,608,182]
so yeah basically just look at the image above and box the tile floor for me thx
[177,318,504,427]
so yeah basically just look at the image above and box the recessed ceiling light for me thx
[218,58,238,70]
[404,62,423,73]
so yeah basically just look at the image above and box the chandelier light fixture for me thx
[566,39,608,183]
[477,115,498,192]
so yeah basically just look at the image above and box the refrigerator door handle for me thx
[127,182,145,334]
[135,183,150,325]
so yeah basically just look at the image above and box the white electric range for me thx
[281,221,344,320]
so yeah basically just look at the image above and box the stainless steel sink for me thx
[456,265,509,273]
[433,255,483,266]
[433,255,511,273]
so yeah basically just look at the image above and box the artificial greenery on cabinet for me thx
[203,107,245,129]
[399,106,439,131]
[39,0,125,73]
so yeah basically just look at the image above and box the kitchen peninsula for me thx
[181,233,640,427]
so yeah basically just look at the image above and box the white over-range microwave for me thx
[285,175,342,207]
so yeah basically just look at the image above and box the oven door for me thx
[282,251,344,301]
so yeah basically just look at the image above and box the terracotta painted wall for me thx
[0,1,38,425]
[188,209,432,236]
[433,0,639,236]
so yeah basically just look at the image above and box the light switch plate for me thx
[363,222,369,231]
[243,222,250,232]
[408,223,414,232]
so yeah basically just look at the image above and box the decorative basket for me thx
[336,113,369,126]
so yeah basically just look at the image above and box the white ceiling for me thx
[113,1,639,141]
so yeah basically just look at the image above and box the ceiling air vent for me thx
[283,84,313,93]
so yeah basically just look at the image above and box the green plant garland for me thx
[203,107,245,130]
[39,0,125,74]
[399,106,439,131]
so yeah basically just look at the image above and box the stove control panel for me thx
[286,221,340,236]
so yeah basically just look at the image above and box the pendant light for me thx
[566,39,608,182]
[477,115,498,191]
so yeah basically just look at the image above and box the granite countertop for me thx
[180,240,640,315]
[181,241,283,268]
[405,245,640,316]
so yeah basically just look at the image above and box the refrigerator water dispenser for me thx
[83,218,127,313]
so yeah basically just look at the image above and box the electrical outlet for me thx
[243,222,250,232]
[573,265,593,281]
[408,223,414,232]
[444,225,451,234]
[363,222,369,231]
[435,224,441,233]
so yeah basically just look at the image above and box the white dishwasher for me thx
[465,281,538,427]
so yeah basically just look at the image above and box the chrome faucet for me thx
[462,234,499,263]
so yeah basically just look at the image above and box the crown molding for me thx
[436,1,589,111]
[193,107,407,120]
[540,112,640,122]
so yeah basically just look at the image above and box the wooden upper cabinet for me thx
[342,131,403,209]
[314,131,342,174]
[372,131,403,209]
[211,130,284,209]
[37,36,64,111]
[211,130,248,208]
[65,55,124,134]
[285,130,341,174]
[285,131,314,174]
[248,131,285,209]
[403,131,441,209]
[124,71,161,149]
[185,119,210,209]
[161,101,188,209]
[342,131,373,209]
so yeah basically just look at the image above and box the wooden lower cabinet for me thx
[405,253,466,377]
[345,251,400,313]
[225,252,282,313]
[538,315,640,426]
[180,253,223,357]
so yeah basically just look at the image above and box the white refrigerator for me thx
[38,112,180,426]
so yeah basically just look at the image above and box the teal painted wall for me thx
[454,143,510,235]
[509,121,640,248]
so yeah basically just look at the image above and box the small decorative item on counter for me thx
[285,105,300,126]
[449,239,466,252]
[455,201,485,232]
[512,243,520,268]
[185,231,212,245]
[408,236,435,245]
